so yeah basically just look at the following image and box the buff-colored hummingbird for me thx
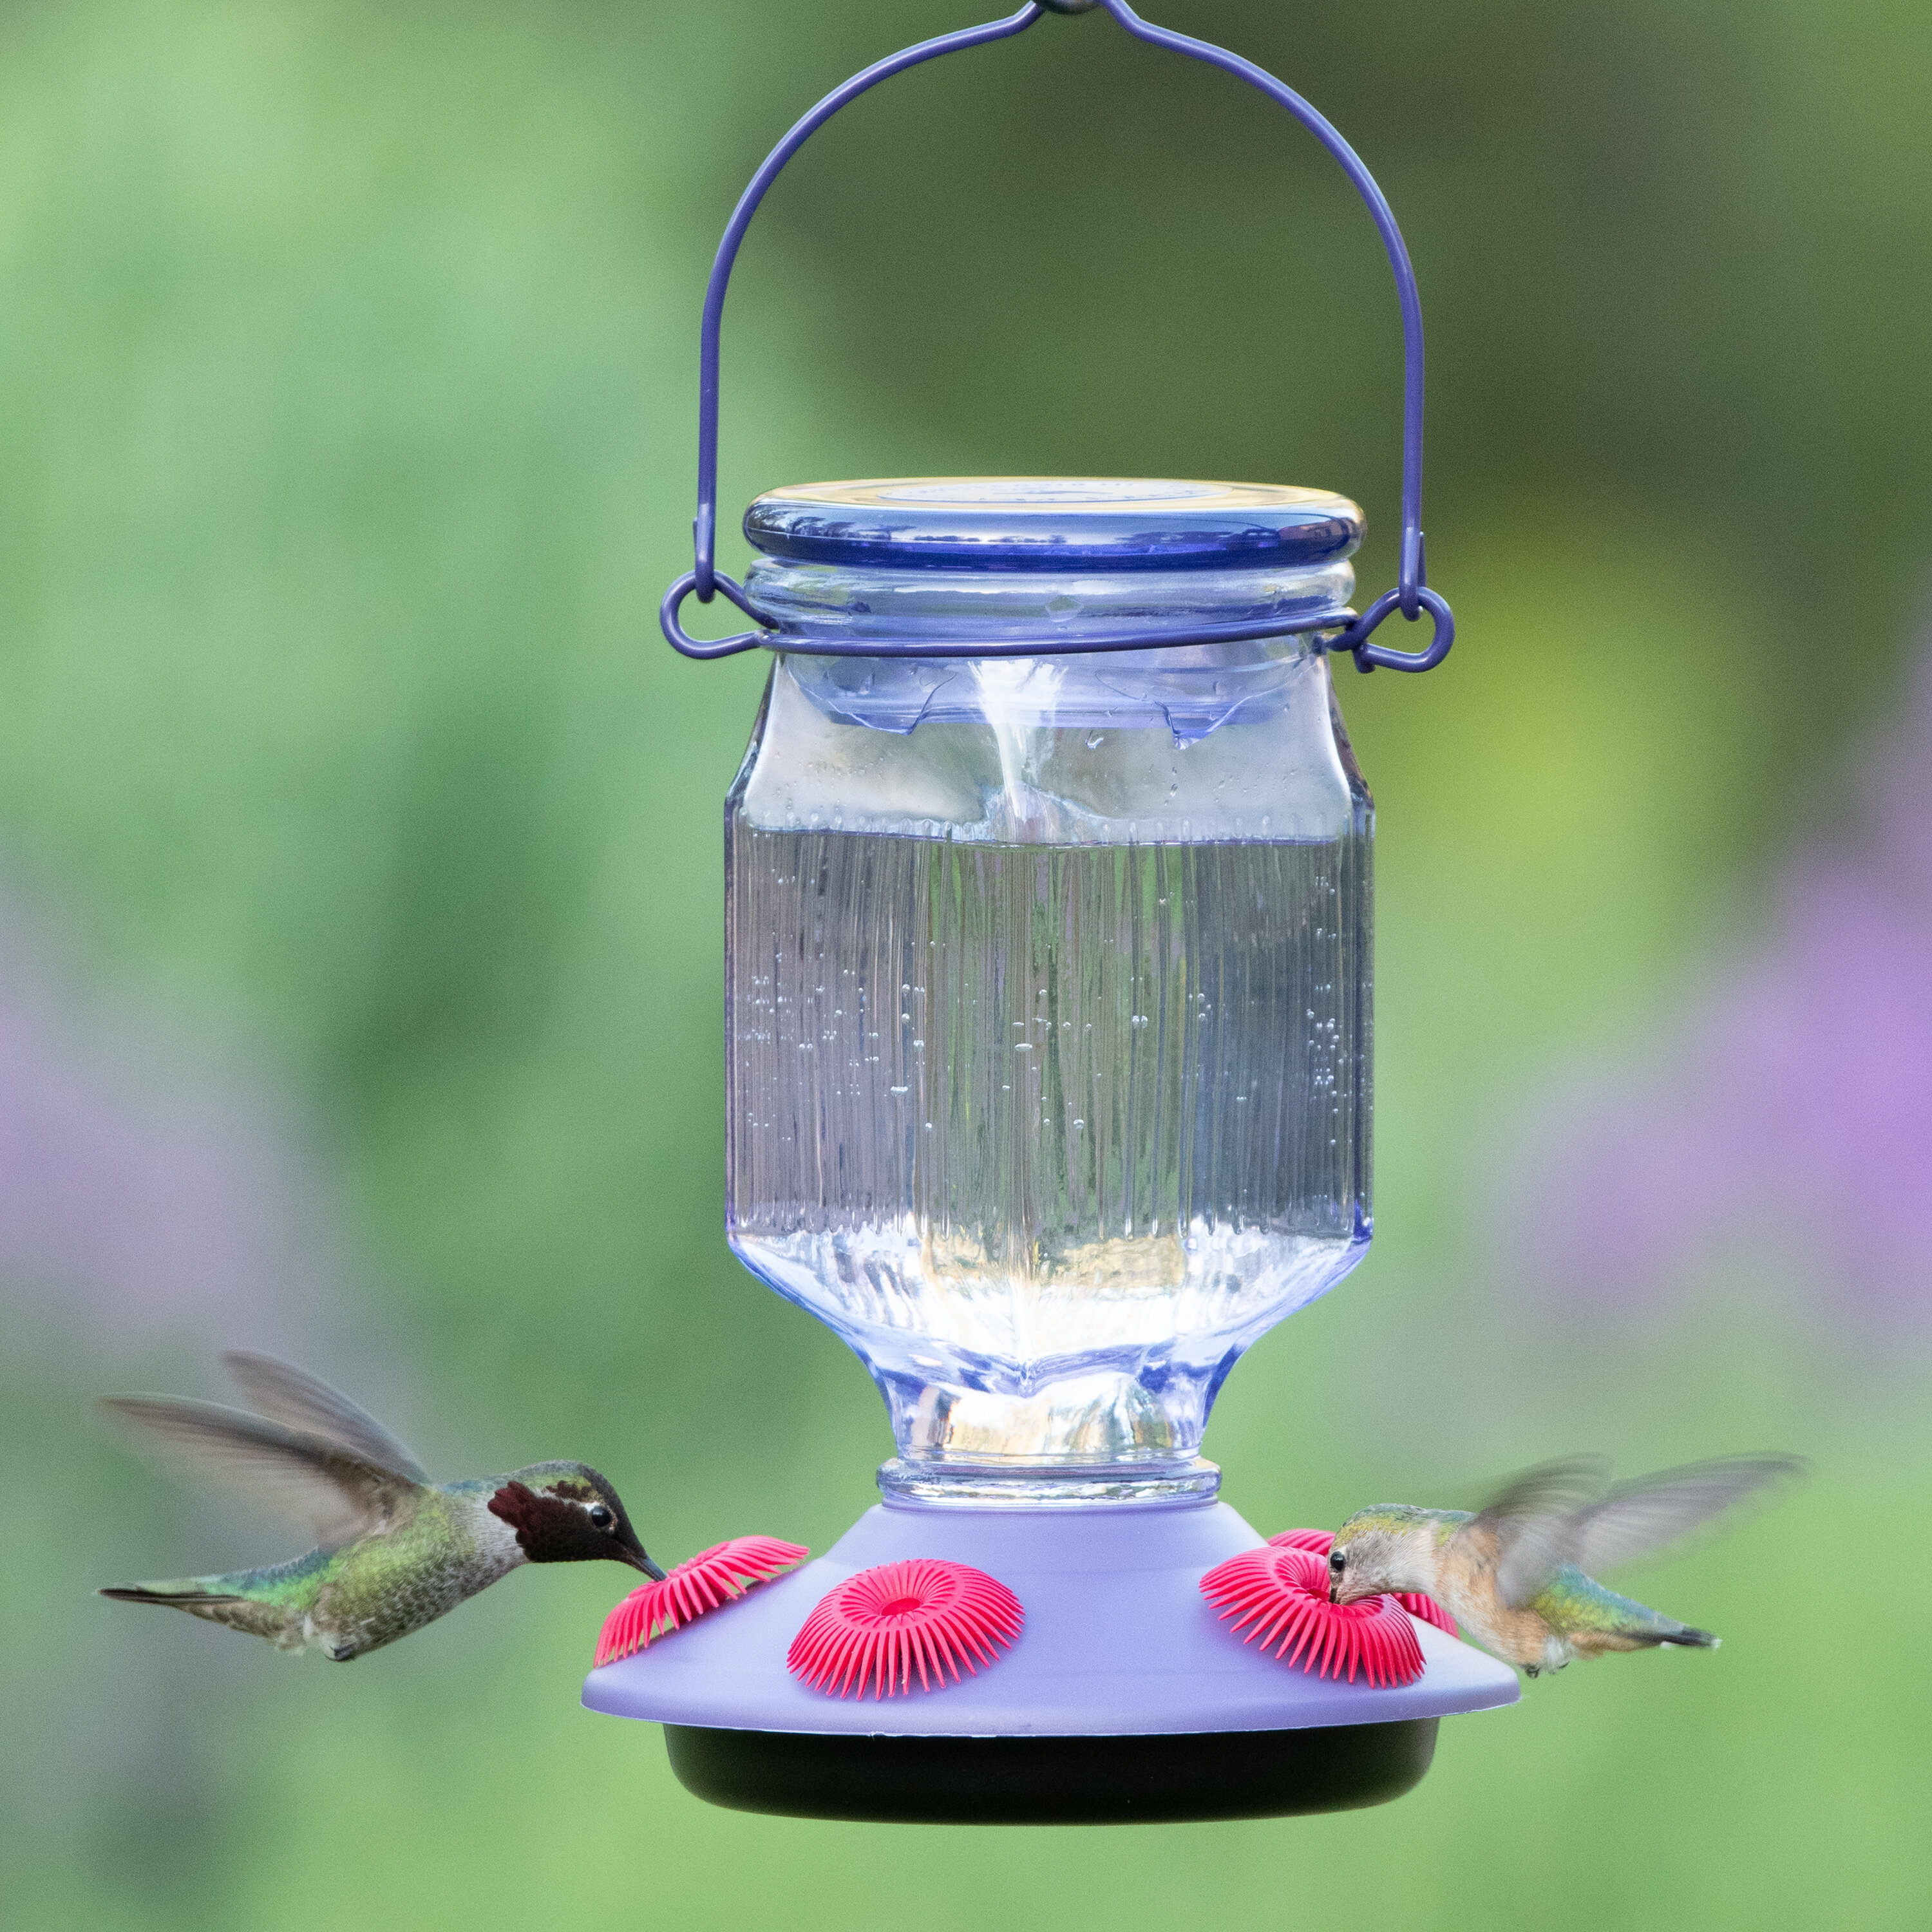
[1327,1454,1804,1677]
[97,1353,664,1660]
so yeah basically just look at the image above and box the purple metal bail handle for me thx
[661,0,1452,675]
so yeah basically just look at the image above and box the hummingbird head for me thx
[488,1464,666,1578]
[1327,1506,1436,1604]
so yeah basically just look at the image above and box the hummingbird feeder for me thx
[583,0,1519,1823]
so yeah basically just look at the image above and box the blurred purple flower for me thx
[1512,643,1932,1329]
[0,889,344,1345]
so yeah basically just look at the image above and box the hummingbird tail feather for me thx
[1659,1625,1719,1648]
[99,1584,248,1606]
[99,1581,307,1646]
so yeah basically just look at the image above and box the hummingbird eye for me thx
[589,1506,613,1530]
[1329,1549,1346,1571]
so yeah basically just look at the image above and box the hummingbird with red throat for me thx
[98,1353,664,1661]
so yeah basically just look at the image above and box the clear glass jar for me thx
[723,479,1373,1503]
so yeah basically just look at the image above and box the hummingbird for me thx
[97,1352,665,1661]
[1325,1454,1804,1677]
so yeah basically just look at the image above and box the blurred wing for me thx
[99,1396,419,1548]
[222,1352,428,1482]
[1571,1455,1808,1578]
[1466,1457,1611,1609]
[1472,1455,1612,1528]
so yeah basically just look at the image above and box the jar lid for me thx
[743,477,1363,574]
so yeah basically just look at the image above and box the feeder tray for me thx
[585,1497,1515,1824]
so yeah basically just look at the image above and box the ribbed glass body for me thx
[722,481,1373,1502]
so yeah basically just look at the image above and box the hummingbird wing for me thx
[1473,1455,1612,1523]
[1490,1453,1806,1607]
[1462,1457,1611,1609]
[99,1396,421,1549]
[220,1352,428,1482]
[1567,1455,1808,1579]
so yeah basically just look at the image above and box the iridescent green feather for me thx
[1530,1563,1691,1640]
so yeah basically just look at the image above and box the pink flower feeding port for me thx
[1271,1529,1459,1636]
[596,1538,808,1666]
[1202,1544,1426,1689]
[788,1559,1023,1699]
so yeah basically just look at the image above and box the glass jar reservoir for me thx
[723,478,1373,1502]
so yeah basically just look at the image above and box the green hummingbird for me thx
[1325,1454,1804,1677]
[98,1353,665,1661]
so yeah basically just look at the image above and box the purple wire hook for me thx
[665,0,1452,675]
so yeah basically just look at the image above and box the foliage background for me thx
[3,2,1927,1926]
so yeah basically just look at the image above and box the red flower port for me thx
[788,1558,1023,1700]
[1200,1543,1425,1687]
[595,1535,808,1666]
[1268,1528,1459,1636]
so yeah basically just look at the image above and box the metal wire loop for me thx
[667,0,1452,672]
[1335,585,1454,674]
[659,571,770,660]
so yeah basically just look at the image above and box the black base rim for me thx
[663,1718,1438,1824]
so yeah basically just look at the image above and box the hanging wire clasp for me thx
[663,0,1453,676]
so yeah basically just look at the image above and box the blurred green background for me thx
[3,1,1928,1926]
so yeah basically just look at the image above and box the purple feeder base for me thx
[583,1493,1519,1823]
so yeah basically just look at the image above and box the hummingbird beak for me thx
[618,1529,667,1580]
